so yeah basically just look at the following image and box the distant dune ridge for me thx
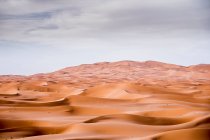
[0,60,210,140]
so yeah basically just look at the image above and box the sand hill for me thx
[0,61,210,140]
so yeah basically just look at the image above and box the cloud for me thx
[0,0,209,47]
[0,0,210,74]
[0,0,209,44]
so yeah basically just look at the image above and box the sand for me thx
[0,61,210,140]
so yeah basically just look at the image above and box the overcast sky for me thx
[0,0,210,75]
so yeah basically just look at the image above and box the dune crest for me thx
[0,61,210,140]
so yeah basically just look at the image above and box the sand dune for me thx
[0,61,210,140]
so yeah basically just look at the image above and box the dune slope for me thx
[0,61,210,140]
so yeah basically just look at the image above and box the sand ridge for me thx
[0,61,210,140]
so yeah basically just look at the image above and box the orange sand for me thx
[0,61,210,140]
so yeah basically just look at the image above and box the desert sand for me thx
[0,61,210,140]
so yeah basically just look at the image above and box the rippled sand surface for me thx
[0,61,210,140]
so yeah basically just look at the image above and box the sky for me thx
[0,0,210,75]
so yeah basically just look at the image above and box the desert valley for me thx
[0,60,210,140]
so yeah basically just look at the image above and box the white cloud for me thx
[0,0,209,43]
[0,0,210,74]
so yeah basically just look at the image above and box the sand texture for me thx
[0,61,210,140]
